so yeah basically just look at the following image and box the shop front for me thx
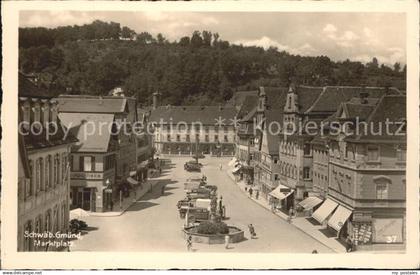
[268,184,294,212]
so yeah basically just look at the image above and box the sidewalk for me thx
[89,176,163,217]
[225,169,347,253]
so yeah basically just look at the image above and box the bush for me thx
[196,221,229,235]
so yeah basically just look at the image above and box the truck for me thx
[177,198,216,221]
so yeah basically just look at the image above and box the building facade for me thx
[18,96,77,251]
[150,105,237,157]
[57,95,138,212]
[322,94,406,246]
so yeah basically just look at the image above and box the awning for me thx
[269,184,293,201]
[299,196,323,210]
[312,198,338,224]
[232,166,241,174]
[127,177,139,185]
[327,205,352,231]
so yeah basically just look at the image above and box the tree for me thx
[393,62,401,73]
[121,26,136,39]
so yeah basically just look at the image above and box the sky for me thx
[20,11,406,65]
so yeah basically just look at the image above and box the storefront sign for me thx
[71,172,104,180]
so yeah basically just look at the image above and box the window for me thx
[345,146,354,160]
[224,135,228,142]
[25,160,34,198]
[214,135,219,141]
[205,135,209,142]
[376,183,388,199]
[274,174,279,180]
[224,126,228,133]
[80,156,95,172]
[396,148,406,162]
[167,134,171,142]
[273,158,278,164]
[45,156,50,189]
[303,143,311,156]
[204,127,209,133]
[196,134,200,141]
[186,135,190,142]
[176,135,181,142]
[36,159,41,193]
[214,126,219,133]
[367,146,379,161]
[303,167,311,179]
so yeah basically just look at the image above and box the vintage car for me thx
[184,161,201,172]
[177,198,216,221]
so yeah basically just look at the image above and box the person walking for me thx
[288,207,294,223]
[256,190,259,200]
[346,236,353,252]
[187,235,193,251]
[110,200,114,211]
[248,224,256,239]
[219,163,222,170]
[161,185,165,195]
[249,188,253,198]
[225,235,230,249]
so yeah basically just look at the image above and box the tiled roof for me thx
[306,86,400,114]
[56,95,129,114]
[295,86,324,113]
[149,106,237,125]
[352,95,406,142]
[240,107,257,123]
[59,113,115,153]
[262,87,289,110]
[263,109,282,155]
[227,90,258,107]
[237,95,259,119]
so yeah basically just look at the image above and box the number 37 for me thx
[386,235,397,243]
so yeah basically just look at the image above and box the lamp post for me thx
[104,179,113,211]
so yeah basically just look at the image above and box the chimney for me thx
[153,92,160,110]
[359,85,369,104]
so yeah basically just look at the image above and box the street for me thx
[72,157,333,253]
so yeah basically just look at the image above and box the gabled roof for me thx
[262,109,282,155]
[59,113,115,153]
[260,87,289,110]
[56,95,129,114]
[149,106,237,125]
[294,86,324,113]
[237,95,259,119]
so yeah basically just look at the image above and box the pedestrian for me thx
[161,185,165,195]
[219,205,224,218]
[288,207,294,223]
[249,188,253,197]
[248,224,256,239]
[219,163,222,170]
[187,235,193,251]
[256,190,259,200]
[110,200,114,211]
[225,235,230,249]
[346,236,353,252]
[222,205,226,219]
[245,186,248,192]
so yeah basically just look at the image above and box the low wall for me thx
[183,226,244,244]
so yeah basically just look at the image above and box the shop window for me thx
[367,145,379,161]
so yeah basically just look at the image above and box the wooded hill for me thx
[19,20,406,106]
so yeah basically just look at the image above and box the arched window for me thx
[374,176,391,200]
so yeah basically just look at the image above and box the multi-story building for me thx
[235,95,259,163]
[56,95,138,212]
[18,95,77,251]
[278,85,402,212]
[253,87,288,199]
[149,105,237,157]
[312,94,406,247]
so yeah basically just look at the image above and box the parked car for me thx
[184,161,201,172]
